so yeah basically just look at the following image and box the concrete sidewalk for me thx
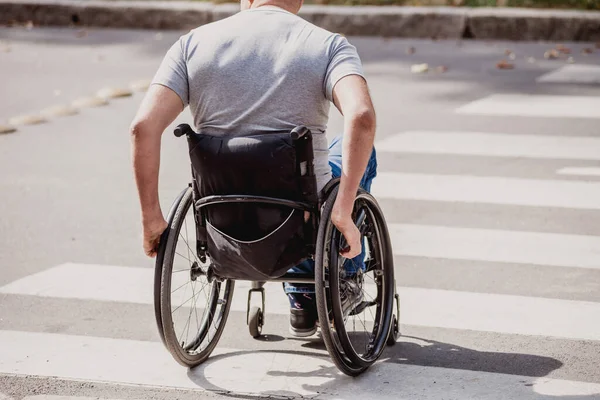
[1,0,600,41]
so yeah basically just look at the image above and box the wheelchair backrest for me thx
[184,127,318,280]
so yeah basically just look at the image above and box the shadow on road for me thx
[184,335,599,399]
[302,334,562,377]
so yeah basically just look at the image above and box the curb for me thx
[466,8,600,42]
[1,0,600,41]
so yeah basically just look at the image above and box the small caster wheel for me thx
[248,306,263,338]
[387,315,399,346]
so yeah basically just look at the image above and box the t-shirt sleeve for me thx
[151,37,189,107]
[323,35,365,102]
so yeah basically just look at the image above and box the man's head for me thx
[240,0,303,14]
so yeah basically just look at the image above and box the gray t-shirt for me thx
[152,6,365,190]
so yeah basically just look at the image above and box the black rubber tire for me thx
[315,184,366,377]
[315,184,395,375]
[154,187,188,347]
[157,187,235,368]
[248,306,263,338]
[330,189,395,368]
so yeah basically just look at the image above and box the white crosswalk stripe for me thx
[371,172,600,209]
[390,224,600,270]
[376,131,600,160]
[455,94,600,119]
[536,64,600,84]
[2,331,600,399]
[2,263,600,340]
[557,166,600,177]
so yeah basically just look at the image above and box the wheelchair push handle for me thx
[174,124,195,138]
[290,126,311,140]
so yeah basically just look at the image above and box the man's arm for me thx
[130,84,184,257]
[331,74,376,259]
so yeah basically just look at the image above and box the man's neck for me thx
[250,0,300,14]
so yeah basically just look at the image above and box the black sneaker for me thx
[288,292,318,337]
[324,274,365,325]
[340,273,364,317]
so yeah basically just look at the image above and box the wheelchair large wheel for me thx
[155,187,234,368]
[315,185,395,376]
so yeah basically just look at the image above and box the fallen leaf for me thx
[411,63,429,73]
[436,65,448,73]
[496,60,514,70]
[406,46,415,55]
[556,44,571,54]
[544,49,560,60]
[581,48,594,55]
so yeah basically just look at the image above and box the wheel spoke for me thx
[175,251,194,264]
[181,280,198,346]
[171,267,192,273]
[184,216,194,267]
[171,292,196,314]
[171,280,190,294]
[178,232,201,265]
[364,290,377,323]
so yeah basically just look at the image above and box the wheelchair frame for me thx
[154,124,400,377]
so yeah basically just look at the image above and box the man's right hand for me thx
[142,216,168,258]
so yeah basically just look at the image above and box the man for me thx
[130,0,377,337]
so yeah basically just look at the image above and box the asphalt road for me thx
[1,25,600,400]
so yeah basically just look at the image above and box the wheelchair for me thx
[153,123,400,376]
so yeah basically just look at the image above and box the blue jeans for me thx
[284,134,378,294]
